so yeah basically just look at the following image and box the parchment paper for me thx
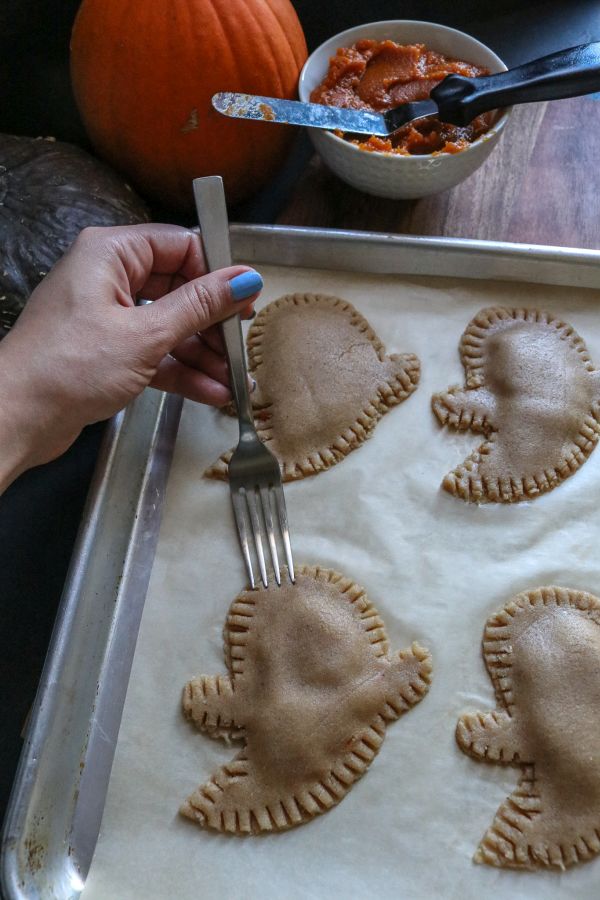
[83,266,600,900]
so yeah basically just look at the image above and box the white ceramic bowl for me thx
[298,20,510,199]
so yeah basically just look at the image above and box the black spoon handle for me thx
[431,42,600,126]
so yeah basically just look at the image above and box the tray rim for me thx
[3,223,600,900]
[228,223,600,287]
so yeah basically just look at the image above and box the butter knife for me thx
[213,41,600,135]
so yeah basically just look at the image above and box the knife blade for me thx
[212,91,437,136]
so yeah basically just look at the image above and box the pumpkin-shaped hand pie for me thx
[181,566,432,834]
[432,307,600,502]
[457,587,600,871]
[206,294,420,481]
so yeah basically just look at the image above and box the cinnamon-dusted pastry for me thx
[432,307,600,502]
[457,586,600,871]
[206,293,420,481]
[181,566,432,834]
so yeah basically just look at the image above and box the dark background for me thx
[1,0,599,830]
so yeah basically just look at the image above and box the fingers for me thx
[138,271,187,301]
[170,335,256,395]
[72,223,207,297]
[140,266,263,350]
[151,356,231,407]
[170,336,229,385]
[201,324,225,356]
[196,309,255,357]
[140,277,260,310]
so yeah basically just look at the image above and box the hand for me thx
[0,223,262,490]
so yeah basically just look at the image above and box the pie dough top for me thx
[206,293,420,481]
[457,586,600,870]
[432,307,600,502]
[181,565,432,834]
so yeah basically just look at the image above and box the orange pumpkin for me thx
[70,0,308,212]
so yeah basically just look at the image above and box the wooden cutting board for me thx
[276,97,600,250]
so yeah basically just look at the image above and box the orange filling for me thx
[310,39,497,155]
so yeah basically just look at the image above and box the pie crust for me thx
[181,565,432,834]
[206,293,420,481]
[432,307,600,502]
[457,586,600,870]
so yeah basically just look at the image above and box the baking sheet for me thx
[83,265,600,900]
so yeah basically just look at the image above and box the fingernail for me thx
[229,270,263,301]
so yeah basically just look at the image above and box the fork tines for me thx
[231,482,294,590]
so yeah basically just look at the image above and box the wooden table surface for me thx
[276,97,600,250]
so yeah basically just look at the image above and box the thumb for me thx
[140,265,263,348]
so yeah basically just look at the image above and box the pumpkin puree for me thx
[310,40,496,155]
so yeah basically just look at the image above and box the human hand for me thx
[0,223,262,489]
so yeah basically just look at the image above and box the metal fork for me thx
[193,176,294,589]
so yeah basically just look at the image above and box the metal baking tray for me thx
[3,224,600,900]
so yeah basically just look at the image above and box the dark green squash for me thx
[0,134,150,336]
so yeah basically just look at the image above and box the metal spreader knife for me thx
[213,41,600,135]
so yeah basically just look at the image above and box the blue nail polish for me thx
[229,270,263,301]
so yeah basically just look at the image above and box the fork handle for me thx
[220,316,255,429]
[192,176,255,429]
